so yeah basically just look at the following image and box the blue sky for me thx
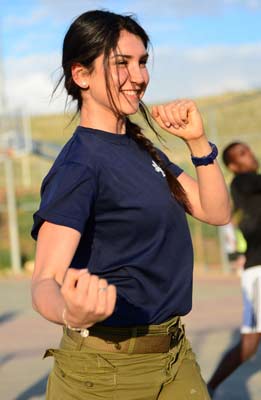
[1,0,261,114]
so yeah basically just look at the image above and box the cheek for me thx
[143,69,150,88]
[111,69,128,87]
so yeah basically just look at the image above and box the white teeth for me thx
[122,90,138,95]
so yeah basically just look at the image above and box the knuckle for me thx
[108,283,116,292]
[90,275,99,285]
[74,297,83,308]
[98,278,108,287]
[67,268,76,277]
[86,304,95,314]
[106,306,114,317]
[61,286,69,298]
[95,306,106,317]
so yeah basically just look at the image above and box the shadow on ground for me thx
[16,373,48,400]
[0,311,20,325]
[192,328,261,400]
[212,329,261,400]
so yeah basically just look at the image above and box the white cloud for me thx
[38,0,107,21]
[144,42,261,103]
[3,7,48,28]
[128,0,261,16]
[4,52,68,114]
[5,0,258,29]
[226,0,261,10]
[3,42,261,115]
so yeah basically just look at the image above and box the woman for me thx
[31,10,230,400]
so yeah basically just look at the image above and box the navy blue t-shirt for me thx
[32,126,193,326]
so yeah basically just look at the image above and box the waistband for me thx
[64,316,184,354]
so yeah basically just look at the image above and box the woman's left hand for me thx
[151,99,205,142]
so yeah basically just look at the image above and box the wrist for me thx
[62,307,90,338]
[191,142,218,167]
[185,136,211,157]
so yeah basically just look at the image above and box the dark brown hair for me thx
[56,9,191,212]
[222,142,242,166]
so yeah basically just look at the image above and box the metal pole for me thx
[208,109,230,273]
[22,111,32,153]
[194,220,208,271]
[19,110,32,187]
[217,226,230,274]
[4,156,22,273]
[0,20,7,116]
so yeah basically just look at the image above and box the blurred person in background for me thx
[220,221,246,274]
[208,142,261,398]
[31,9,230,400]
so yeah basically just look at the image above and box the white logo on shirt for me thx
[152,160,166,177]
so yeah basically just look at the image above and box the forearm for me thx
[186,137,231,224]
[31,278,65,325]
[195,162,230,223]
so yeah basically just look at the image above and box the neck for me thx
[80,103,126,134]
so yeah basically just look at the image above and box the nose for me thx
[129,64,147,85]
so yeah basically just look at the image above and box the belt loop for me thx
[75,333,85,350]
[65,327,85,350]
[128,327,138,354]
[166,316,180,334]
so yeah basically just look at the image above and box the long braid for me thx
[126,109,191,213]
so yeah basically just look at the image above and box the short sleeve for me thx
[31,161,97,240]
[156,148,183,177]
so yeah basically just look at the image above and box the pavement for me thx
[0,270,260,400]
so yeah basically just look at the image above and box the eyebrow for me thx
[111,53,149,59]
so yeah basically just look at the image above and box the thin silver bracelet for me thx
[62,307,89,338]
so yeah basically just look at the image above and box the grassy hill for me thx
[30,89,261,144]
[30,88,261,175]
[1,89,261,271]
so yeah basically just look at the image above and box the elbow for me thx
[209,206,232,226]
[221,203,232,225]
[216,215,231,226]
[31,278,40,313]
[31,287,38,312]
[222,212,232,225]
[32,299,38,312]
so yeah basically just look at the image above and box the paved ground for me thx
[0,270,260,400]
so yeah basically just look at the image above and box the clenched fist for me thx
[61,268,117,329]
[151,99,205,142]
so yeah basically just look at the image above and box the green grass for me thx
[30,89,261,182]
[30,89,261,142]
[0,189,39,270]
[1,89,261,270]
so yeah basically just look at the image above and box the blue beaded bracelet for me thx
[191,142,218,167]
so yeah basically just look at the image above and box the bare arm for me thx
[177,137,231,225]
[151,100,231,225]
[32,221,116,328]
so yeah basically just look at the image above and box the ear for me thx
[227,162,239,174]
[71,63,89,89]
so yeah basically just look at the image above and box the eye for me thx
[140,59,148,67]
[116,60,128,66]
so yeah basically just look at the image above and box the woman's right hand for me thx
[61,268,117,329]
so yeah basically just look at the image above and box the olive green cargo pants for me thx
[44,317,210,399]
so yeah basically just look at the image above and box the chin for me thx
[117,96,141,116]
[122,103,140,116]
[125,108,139,116]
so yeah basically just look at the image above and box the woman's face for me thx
[86,30,150,116]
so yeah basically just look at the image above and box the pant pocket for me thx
[44,348,117,400]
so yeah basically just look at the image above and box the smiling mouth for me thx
[122,90,139,95]
[121,90,142,100]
